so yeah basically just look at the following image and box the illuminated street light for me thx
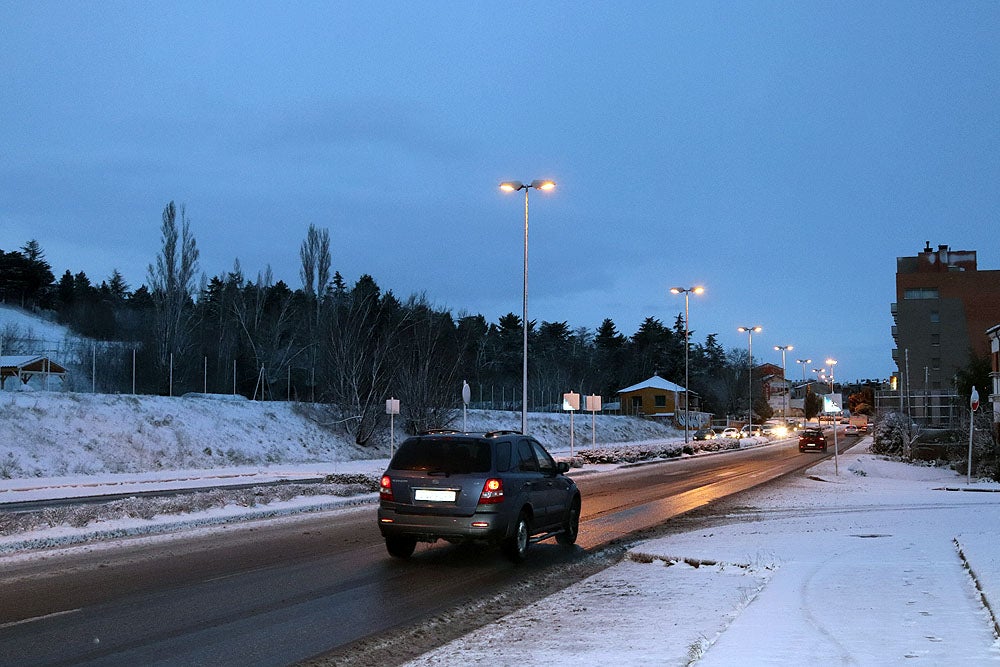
[499,179,556,435]
[774,345,793,420]
[737,326,762,425]
[670,286,705,443]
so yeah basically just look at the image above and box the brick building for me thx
[892,243,1000,426]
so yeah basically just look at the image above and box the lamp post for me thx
[774,345,793,420]
[826,358,839,474]
[500,179,555,435]
[796,357,811,423]
[737,326,762,425]
[670,286,704,443]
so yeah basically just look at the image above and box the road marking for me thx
[0,607,82,629]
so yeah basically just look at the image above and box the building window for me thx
[930,310,940,323]
[931,358,941,371]
[931,334,940,346]
[904,288,939,300]
[654,394,667,408]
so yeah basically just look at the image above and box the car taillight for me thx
[380,475,394,501]
[479,478,504,504]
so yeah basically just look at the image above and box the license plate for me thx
[414,489,457,502]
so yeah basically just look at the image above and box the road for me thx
[0,435,846,667]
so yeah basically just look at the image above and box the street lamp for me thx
[795,357,811,424]
[670,286,705,443]
[826,358,839,475]
[500,179,555,435]
[737,326,762,425]
[825,358,838,392]
[774,345,793,420]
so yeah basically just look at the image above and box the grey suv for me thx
[377,430,582,562]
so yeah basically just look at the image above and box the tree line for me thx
[2,202,784,446]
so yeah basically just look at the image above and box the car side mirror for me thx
[556,461,570,474]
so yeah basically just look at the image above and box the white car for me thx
[721,427,740,439]
[845,425,859,436]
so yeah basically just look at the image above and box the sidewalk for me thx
[406,444,1000,665]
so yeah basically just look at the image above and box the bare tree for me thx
[147,202,200,382]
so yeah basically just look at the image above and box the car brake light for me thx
[479,478,504,504]
[380,475,394,501]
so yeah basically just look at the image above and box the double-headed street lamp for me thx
[499,179,556,435]
[670,286,704,443]
[796,357,812,422]
[774,345,793,420]
[796,358,812,382]
[737,326,762,424]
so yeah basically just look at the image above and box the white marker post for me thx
[386,397,400,458]
[586,394,602,450]
[563,392,580,457]
[968,387,979,484]
[462,380,471,432]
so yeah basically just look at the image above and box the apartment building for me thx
[891,243,1000,425]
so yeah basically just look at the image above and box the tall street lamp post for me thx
[796,357,811,423]
[826,358,839,474]
[774,345,793,420]
[737,326,762,425]
[499,179,555,435]
[670,286,704,443]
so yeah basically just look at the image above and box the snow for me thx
[1,374,999,662]
[408,446,1000,665]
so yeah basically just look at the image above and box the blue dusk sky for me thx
[3,2,999,383]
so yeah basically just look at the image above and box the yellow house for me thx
[617,374,692,418]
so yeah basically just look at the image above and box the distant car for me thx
[378,430,581,562]
[740,424,764,438]
[799,428,828,452]
[721,427,740,439]
[693,428,717,441]
[761,423,788,438]
[845,424,859,436]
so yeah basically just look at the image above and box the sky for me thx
[4,2,1000,383]
[3,393,1000,664]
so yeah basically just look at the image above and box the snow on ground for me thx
[2,371,1000,664]
[407,443,1000,666]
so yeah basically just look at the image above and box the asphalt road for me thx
[0,436,847,667]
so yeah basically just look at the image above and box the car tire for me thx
[556,498,581,546]
[503,511,531,563]
[385,535,417,559]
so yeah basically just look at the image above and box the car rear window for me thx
[390,438,493,473]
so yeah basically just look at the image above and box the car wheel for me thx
[556,498,581,546]
[385,535,417,559]
[503,511,531,563]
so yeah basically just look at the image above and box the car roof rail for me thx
[484,429,522,438]
[418,428,462,436]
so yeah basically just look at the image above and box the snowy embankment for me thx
[0,390,684,480]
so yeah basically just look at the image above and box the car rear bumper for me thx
[377,507,508,542]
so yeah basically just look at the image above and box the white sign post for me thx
[386,397,400,457]
[824,393,843,476]
[563,392,580,456]
[462,380,471,432]
[586,394,602,450]
[968,387,979,484]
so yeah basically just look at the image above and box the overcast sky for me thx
[4,2,999,383]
